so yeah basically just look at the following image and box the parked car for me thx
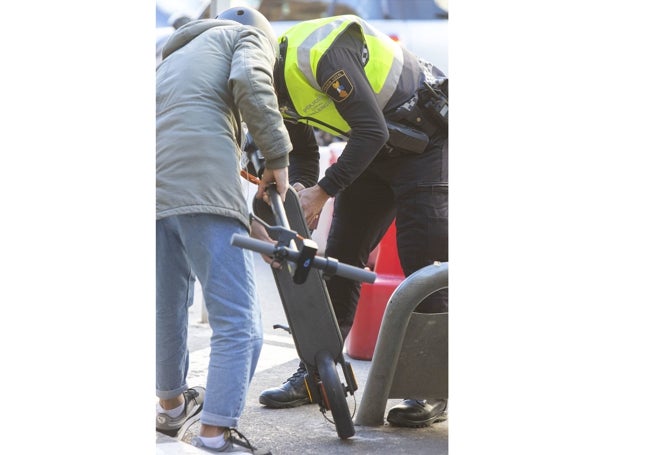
[258,0,448,74]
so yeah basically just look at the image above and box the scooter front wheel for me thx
[315,350,355,439]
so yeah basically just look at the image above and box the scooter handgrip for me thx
[334,262,376,283]
[314,256,376,283]
[231,234,276,256]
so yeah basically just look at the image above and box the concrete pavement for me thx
[155,254,448,454]
[156,356,448,455]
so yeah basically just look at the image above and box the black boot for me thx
[259,364,313,408]
[387,399,447,427]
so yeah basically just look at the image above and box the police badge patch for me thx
[323,70,354,102]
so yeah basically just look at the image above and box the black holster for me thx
[385,121,430,154]
[418,79,448,136]
[383,78,448,155]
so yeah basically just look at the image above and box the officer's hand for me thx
[297,185,330,230]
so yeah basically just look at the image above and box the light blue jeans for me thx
[156,214,262,428]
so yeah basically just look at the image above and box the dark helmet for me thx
[216,6,278,57]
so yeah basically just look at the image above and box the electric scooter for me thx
[231,149,376,439]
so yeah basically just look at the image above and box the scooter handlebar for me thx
[231,234,376,284]
[231,233,276,257]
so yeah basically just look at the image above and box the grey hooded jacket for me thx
[156,19,292,228]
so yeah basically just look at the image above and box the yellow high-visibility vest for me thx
[280,15,404,136]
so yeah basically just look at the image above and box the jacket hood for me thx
[162,19,233,60]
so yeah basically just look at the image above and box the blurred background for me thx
[156,0,448,75]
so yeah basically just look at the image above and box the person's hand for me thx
[250,218,282,269]
[297,184,330,230]
[257,167,289,202]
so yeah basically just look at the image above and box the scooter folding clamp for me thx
[249,213,299,249]
[293,238,318,284]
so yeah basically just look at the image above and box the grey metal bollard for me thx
[355,262,448,426]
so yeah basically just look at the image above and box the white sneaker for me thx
[156,386,205,436]
[190,428,271,454]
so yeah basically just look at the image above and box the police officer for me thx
[259,15,449,428]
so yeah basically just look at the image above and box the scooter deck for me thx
[253,188,344,365]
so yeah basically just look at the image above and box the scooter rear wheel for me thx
[315,350,355,439]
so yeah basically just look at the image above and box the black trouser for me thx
[324,135,448,341]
